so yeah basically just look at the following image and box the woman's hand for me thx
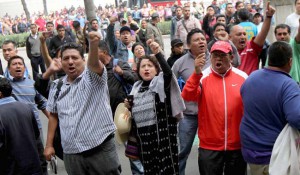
[147,39,162,55]
[124,98,131,109]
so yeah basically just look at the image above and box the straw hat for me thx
[114,103,132,144]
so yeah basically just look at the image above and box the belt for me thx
[81,134,114,156]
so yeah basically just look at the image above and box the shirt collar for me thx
[0,96,16,106]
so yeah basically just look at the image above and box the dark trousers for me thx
[37,130,48,175]
[198,148,246,175]
[31,56,46,81]
[64,135,121,175]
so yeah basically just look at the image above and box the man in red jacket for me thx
[182,40,248,175]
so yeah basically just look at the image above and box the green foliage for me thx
[0,32,29,48]
[157,21,171,35]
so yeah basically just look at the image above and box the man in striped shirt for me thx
[44,32,121,174]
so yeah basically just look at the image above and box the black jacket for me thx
[106,58,136,115]
[0,101,42,175]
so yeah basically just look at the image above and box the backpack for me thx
[113,59,133,95]
[52,78,64,160]
[178,76,185,91]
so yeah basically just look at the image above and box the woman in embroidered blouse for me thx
[125,40,185,175]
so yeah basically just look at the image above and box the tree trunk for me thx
[84,0,97,23]
[21,0,31,22]
[43,0,48,16]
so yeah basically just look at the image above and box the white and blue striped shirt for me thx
[46,67,116,154]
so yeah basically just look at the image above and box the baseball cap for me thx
[253,12,262,18]
[211,41,232,54]
[171,39,183,47]
[120,26,131,34]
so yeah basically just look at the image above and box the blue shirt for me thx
[239,21,258,40]
[8,76,47,129]
[0,96,16,105]
[240,68,300,164]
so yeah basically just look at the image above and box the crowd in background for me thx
[0,0,264,35]
[2,0,300,175]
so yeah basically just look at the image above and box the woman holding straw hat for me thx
[125,39,185,175]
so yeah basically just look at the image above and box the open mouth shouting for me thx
[239,40,246,48]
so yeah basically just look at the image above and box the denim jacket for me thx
[107,24,129,62]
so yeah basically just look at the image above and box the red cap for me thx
[211,41,232,54]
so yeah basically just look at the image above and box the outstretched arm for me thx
[254,2,276,47]
[87,31,104,75]
[40,35,53,68]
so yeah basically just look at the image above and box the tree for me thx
[21,0,31,22]
[84,0,97,23]
[43,0,48,16]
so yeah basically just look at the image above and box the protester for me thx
[182,40,248,175]
[7,55,49,174]
[172,29,211,175]
[125,39,184,174]
[167,38,185,68]
[240,41,300,175]
[146,13,164,51]
[0,77,42,175]
[285,0,300,38]
[170,6,183,41]
[175,6,202,51]
[229,2,275,75]
[26,23,46,81]
[274,22,300,83]
[44,33,121,174]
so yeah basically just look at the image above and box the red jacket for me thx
[182,67,248,151]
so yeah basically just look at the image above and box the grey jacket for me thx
[146,22,164,51]
[172,50,211,115]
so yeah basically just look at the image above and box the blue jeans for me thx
[178,114,198,175]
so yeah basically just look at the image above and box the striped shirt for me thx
[8,76,47,129]
[46,67,116,154]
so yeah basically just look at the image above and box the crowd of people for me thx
[0,0,300,175]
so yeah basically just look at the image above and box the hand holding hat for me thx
[114,103,132,144]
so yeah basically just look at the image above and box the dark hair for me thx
[187,28,205,45]
[235,1,244,9]
[8,55,25,68]
[90,18,98,24]
[238,8,250,21]
[98,40,110,54]
[61,42,84,58]
[136,55,161,80]
[226,3,233,9]
[46,21,54,26]
[72,21,80,28]
[274,24,291,35]
[132,42,145,54]
[2,40,17,49]
[216,14,226,21]
[295,0,299,5]
[176,6,182,11]
[268,41,292,67]
[30,23,37,27]
[213,22,226,32]
[56,24,65,31]
[0,77,12,97]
